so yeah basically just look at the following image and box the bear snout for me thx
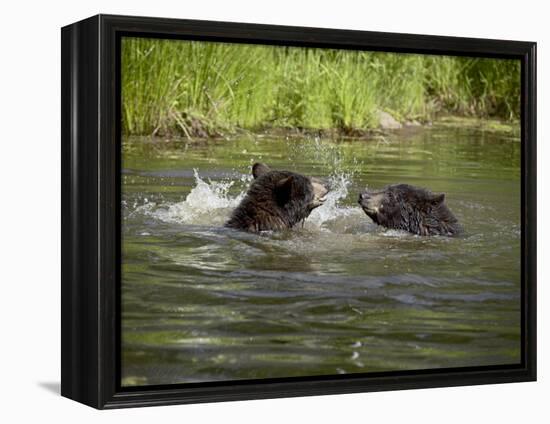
[358,192,370,203]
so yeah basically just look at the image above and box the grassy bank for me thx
[122,37,520,138]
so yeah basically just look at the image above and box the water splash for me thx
[130,167,364,232]
[287,136,365,177]
[288,136,367,230]
[307,173,359,228]
[150,170,249,225]
[129,135,370,232]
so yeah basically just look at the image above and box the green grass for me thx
[122,37,520,137]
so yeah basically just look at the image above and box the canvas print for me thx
[120,37,521,387]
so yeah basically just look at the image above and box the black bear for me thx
[225,163,329,232]
[358,184,461,236]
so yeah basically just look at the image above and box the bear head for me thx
[226,163,329,232]
[358,184,460,236]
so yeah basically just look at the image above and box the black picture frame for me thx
[61,14,537,409]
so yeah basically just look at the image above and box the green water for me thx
[121,124,521,386]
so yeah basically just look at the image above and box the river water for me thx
[121,124,521,386]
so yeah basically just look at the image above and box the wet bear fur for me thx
[358,183,461,236]
[225,163,329,232]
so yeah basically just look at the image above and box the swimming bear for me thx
[225,163,329,232]
[358,183,461,236]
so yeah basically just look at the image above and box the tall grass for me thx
[121,37,520,137]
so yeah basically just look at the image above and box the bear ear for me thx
[431,193,445,205]
[275,176,294,204]
[252,163,271,179]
